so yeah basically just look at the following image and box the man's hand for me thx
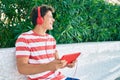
[54,50,60,59]
[47,59,67,71]
[66,60,77,68]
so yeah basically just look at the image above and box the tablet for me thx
[60,52,81,64]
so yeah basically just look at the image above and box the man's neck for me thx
[33,25,47,35]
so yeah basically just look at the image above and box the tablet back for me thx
[61,52,81,64]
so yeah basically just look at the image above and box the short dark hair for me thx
[30,4,55,26]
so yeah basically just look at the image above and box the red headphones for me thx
[37,7,44,25]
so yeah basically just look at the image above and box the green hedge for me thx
[0,0,120,48]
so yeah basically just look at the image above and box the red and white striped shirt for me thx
[15,30,65,80]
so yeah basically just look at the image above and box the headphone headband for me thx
[38,7,41,17]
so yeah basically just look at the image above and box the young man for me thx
[15,4,79,80]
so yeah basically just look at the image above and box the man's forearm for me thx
[17,63,50,75]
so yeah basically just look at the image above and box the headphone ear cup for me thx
[37,7,44,25]
[37,16,44,25]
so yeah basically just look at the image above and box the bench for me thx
[0,41,120,80]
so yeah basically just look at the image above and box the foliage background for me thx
[0,0,120,48]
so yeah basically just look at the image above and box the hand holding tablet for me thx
[60,52,81,64]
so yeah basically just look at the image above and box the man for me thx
[15,4,79,80]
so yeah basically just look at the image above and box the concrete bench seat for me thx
[0,41,120,80]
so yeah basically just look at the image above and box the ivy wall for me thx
[0,0,120,48]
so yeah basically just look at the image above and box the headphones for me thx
[37,7,44,25]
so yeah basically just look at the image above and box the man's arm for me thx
[16,56,67,75]
[16,57,50,75]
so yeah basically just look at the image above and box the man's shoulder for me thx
[47,34,56,42]
[16,31,34,42]
[47,34,54,38]
[16,30,33,43]
[21,30,32,35]
[18,30,32,37]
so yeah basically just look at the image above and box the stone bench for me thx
[0,41,120,80]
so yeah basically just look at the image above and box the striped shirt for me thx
[15,30,65,80]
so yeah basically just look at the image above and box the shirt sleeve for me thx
[15,35,30,58]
